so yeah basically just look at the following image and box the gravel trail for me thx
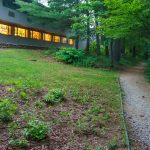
[120,64,150,150]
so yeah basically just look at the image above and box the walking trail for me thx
[120,63,150,150]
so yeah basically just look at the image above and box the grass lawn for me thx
[0,49,126,150]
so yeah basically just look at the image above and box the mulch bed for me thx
[0,84,126,150]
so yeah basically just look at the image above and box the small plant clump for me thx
[107,137,117,150]
[44,88,64,105]
[23,119,49,141]
[9,138,29,148]
[20,91,28,101]
[0,98,17,122]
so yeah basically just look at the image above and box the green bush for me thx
[0,98,17,122]
[75,56,97,67]
[119,55,141,66]
[44,88,64,105]
[23,120,49,141]
[55,47,84,64]
[146,60,150,82]
[55,47,112,68]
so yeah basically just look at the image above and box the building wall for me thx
[0,0,86,49]
[0,0,64,34]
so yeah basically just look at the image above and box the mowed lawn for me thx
[0,49,126,150]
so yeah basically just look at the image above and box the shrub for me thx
[23,120,49,141]
[0,98,17,122]
[9,138,29,148]
[75,56,97,67]
[44,88,64,105]
[55,47,84,64]
[20,91,28,101]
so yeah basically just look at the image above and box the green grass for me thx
[0,49,125,149]
[0,49,121,108]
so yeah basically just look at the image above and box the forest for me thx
[15,0,150,67]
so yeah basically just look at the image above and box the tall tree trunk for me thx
[110,39,122,66]
[75,0,79,49]
[105,45,109,56]
[132,46,136,57]
[86,10,90,53]
[95,12,100,56]
[75,36,79,49]
[110,39,114,67]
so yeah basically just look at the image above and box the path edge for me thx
[118,77,131,150]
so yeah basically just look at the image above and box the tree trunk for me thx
[86,10,90,53]
[132,46,136,57]
[105,45,109,56]
[110,40,114,67]
[95,12,100,56]
[75,36,79,49]
[110,39,122,66]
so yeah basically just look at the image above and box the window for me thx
[43,33,52,42]
[30,31,41,40]
[69,39,74,45]
[0,24,11,35]
[53,35,60,43]
[15,27,28,38]
[62,37,67,44]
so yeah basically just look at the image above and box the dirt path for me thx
[120,64,150,150]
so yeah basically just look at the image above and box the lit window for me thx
[30,31,41,40]
[15,27,28,38]
[69,39,74,45]
[53,35,60,43]
[62,37,67,44]
[0,24,11,35]
[43,33,52,42]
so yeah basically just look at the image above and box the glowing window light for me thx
[43,33,52,41]
[53,35,60,43]
[62,37,67,44]
[69,39,74,45]
[0,24,11,35]
[30,31,41,40]
[15,27,28,38]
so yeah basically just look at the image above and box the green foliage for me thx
[20,91,28,100]
[24,119,49,141]
[119,55,141,67]
[76,105,111,135]
[145,60,150,82]
[107,137,117,150]
[14,78,42,91]
[9,138,29,148]
[34,100,45,109]
[55,47,84,64]
[55,47,111,68]
[44,44,59,55]
[6,87,16,93]
[96,147,103,150]
[44,88,64,105]
[0,98,17,122]
[75,56,97,67]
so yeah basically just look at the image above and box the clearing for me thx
[0,49,126,150]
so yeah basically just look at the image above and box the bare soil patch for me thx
[0,84,126,150]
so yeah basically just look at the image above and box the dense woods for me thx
[15,0,150,66]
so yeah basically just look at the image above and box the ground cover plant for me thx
[0,49,127,150]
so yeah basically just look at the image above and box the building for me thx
[0,0,75,48]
